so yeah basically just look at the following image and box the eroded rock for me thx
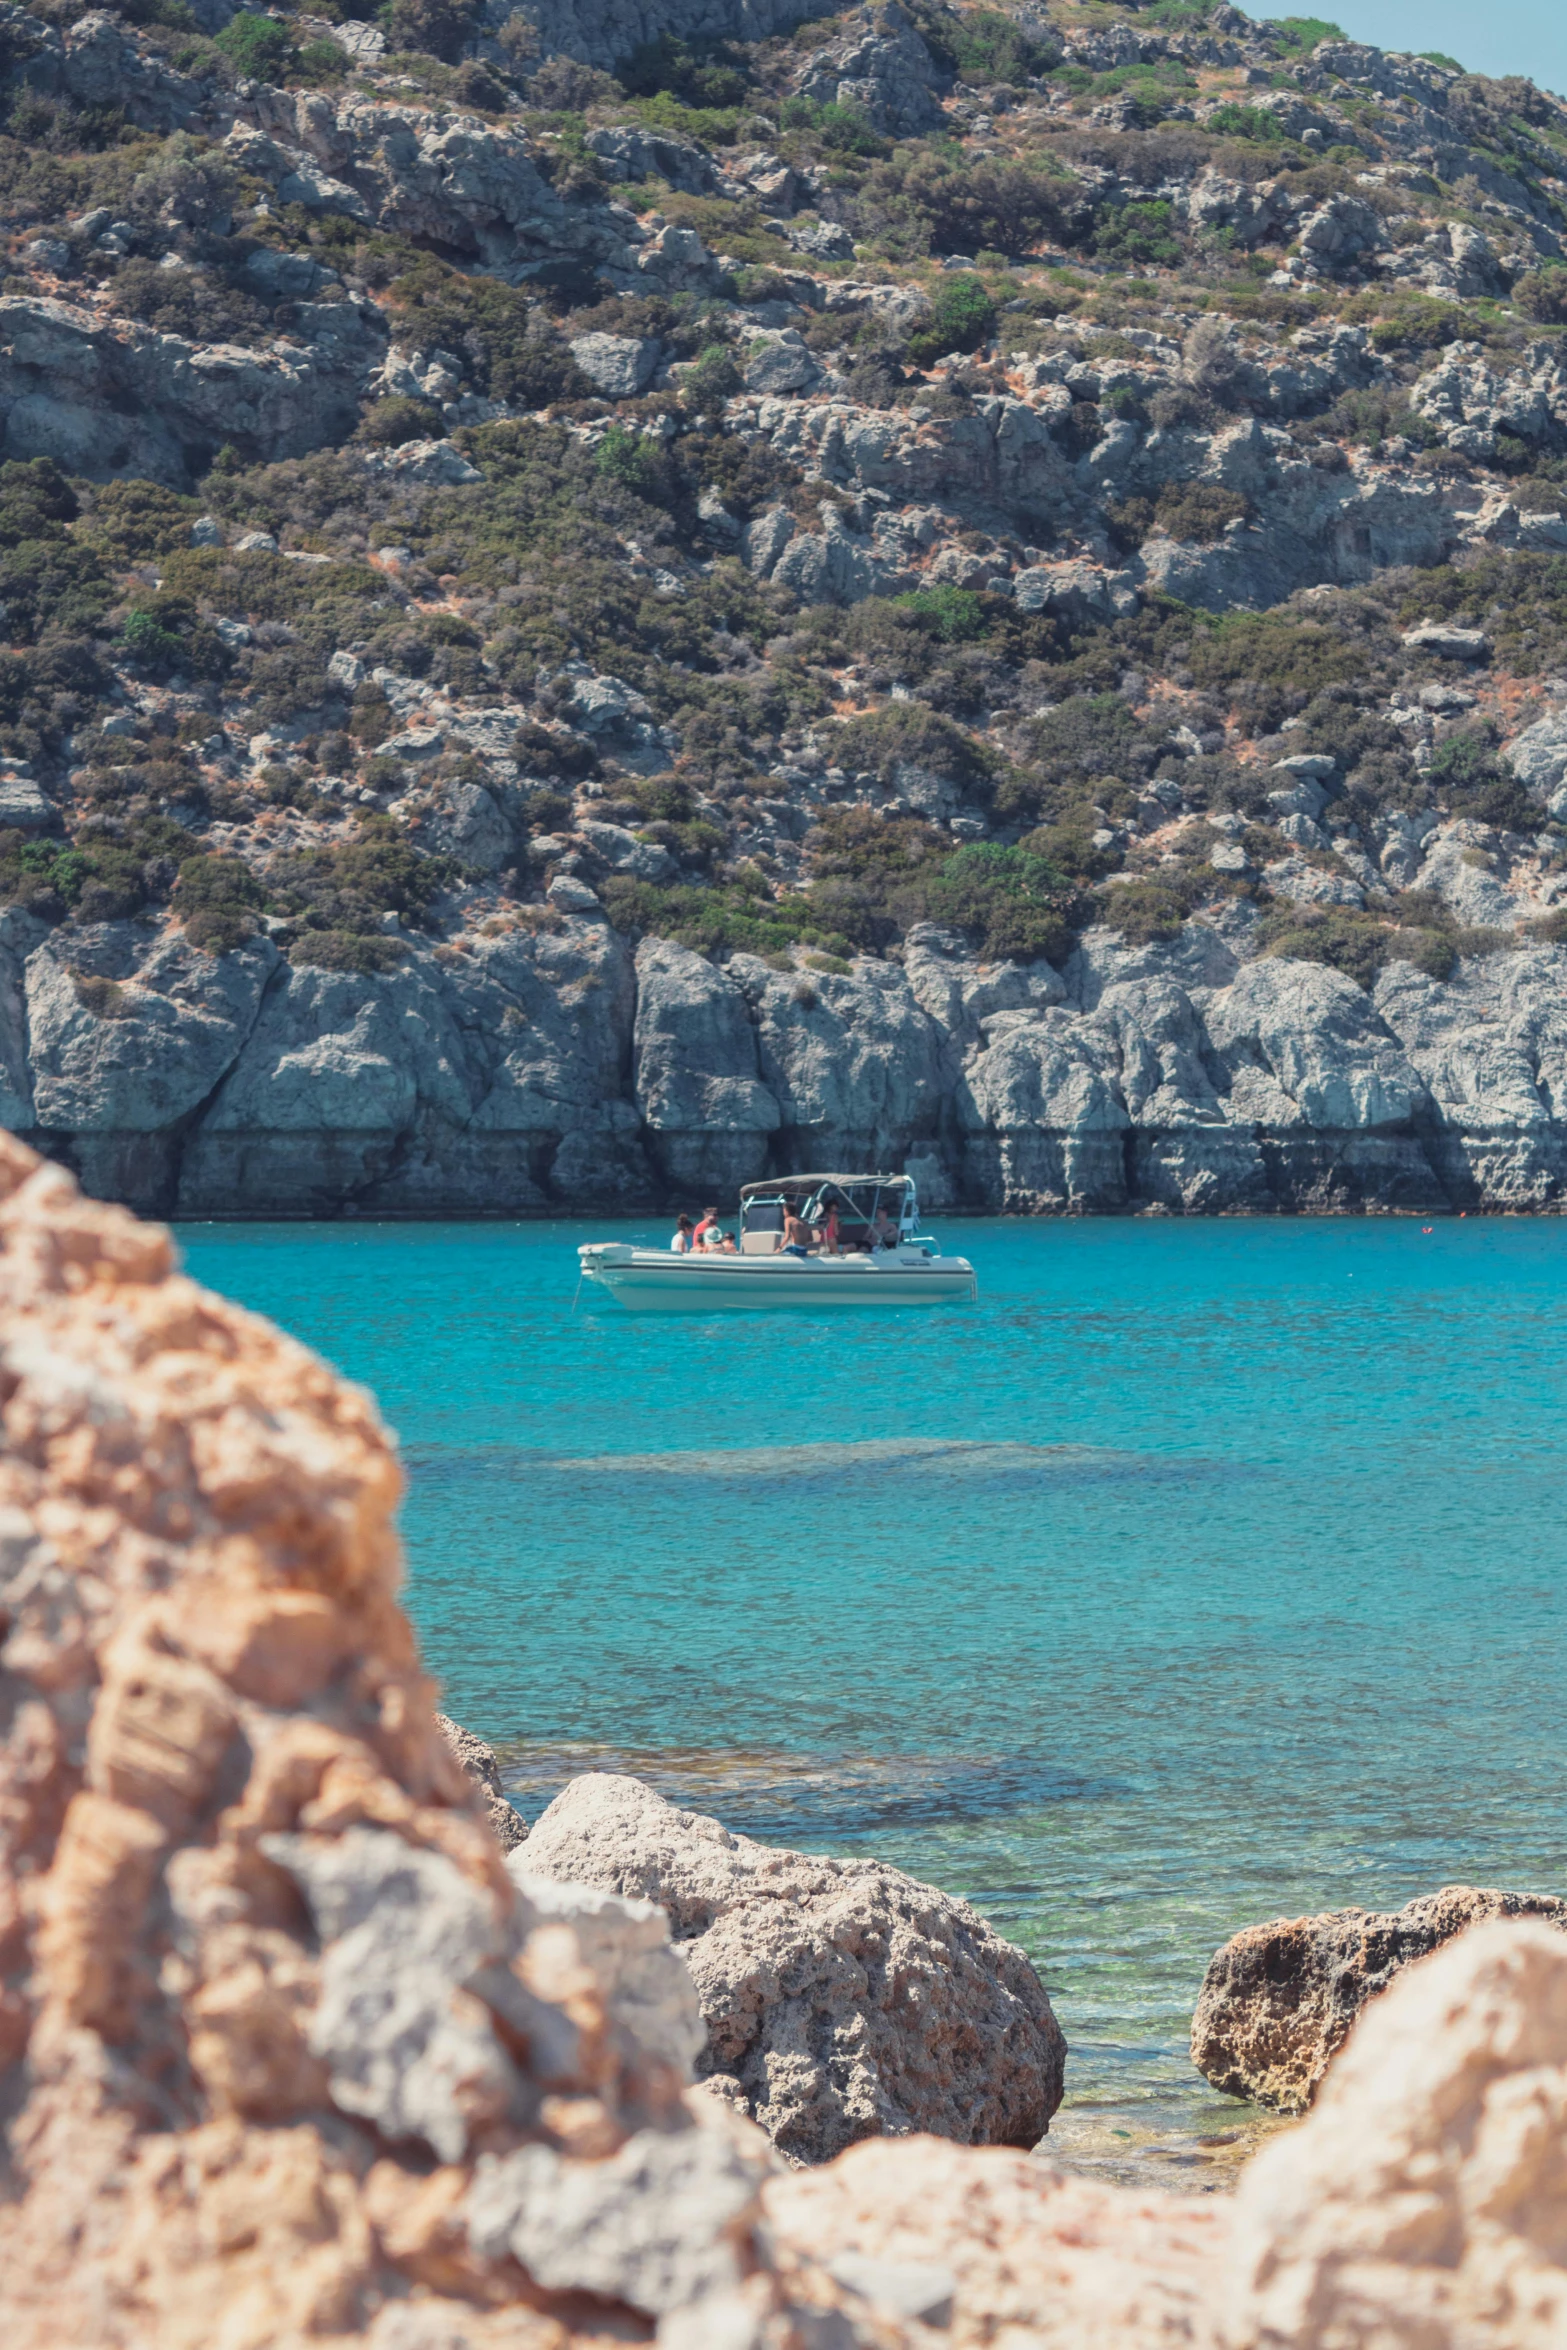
[1224,1919,1567,2347]
[1191,1883,1567,2111]
[519,1770,1066,2165]
[0,1130,900,2350]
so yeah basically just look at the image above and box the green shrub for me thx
[356,396,443,447]
[214,12,295,76]
[0,538,113,643]
[868,152,1076,259]
[1259,903,1455,985]
[1426,728,1537,832]
[1093,200,1182,269]
[1152,482,1249,543]
[289,929,405,973]
[1515,268,1567,325]
[172,852,263,953]
[385,263,593,404]
[1262,17,1346,50]
[84,479,197,564]
[1203,103,1287,142]
[920,842,1081,961]
[602,874,855,959]
[593,425,674,501]
[265,817,460,962]
[907,276,996,365]
[780,96,886,156]
[386,0,476,63]
[679,344,742,411]
[932,7,1059,86]
[616,32,750,108]
[891,584,987,641]
[833,700,996,795]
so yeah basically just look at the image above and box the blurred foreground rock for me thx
[0,1131,888,2348]
[1223,1919,1567,2349]
[1192,1882,1567,2112]
[520,1770,1065,2165]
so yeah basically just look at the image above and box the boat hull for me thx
[578,1244,977,1312]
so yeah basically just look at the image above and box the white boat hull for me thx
[578,1243,977,1312]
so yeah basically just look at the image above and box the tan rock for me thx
[1191,1883,1567,2112]
[1224,1919,1567,2348]
[763,2136,1230,2346]
[0,1134,904,2350]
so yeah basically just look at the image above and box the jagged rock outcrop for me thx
[0,293,382,485]
[519,1771,1066,2166]
[436,1714,528,1851]
[1191,1883,1567,2113]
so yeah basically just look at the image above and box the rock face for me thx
[22,913,1567,1218]
[1223,1919,1567,2350]
[1191,1883,1567,2113]
[435,1713,528,1851]
[519,1771,1066,2165]
[0,1128,887,2348]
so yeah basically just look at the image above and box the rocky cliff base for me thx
[14,907,1567,1216]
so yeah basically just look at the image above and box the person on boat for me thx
[693,1205,721,1250]
[781,1205,814,1259]
[670,1214,694,1253]
[716,1230,738,1253]
[815,1200,841,1256]
[871,1205,899,1250]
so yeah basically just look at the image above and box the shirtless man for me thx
[781,1205,814,1258]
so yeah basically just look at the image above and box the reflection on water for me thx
[177,1212,1567,2184]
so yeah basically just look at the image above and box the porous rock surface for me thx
[518,1770,1066,2165]
[1191,1881,1567,2112]
[436,1712,528,1852]
[763,2136,1232,2346]
[0,1128,898,2349]
[1223,1919,1567,2350]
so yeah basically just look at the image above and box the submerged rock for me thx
[519,1769,1066,2164]
[1191,1882,1567,2111]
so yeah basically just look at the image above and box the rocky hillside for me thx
[4,0,1567,1211]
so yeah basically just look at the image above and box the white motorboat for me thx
[577,1173,977,1312]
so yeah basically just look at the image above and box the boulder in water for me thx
[519,1769,1067,2164]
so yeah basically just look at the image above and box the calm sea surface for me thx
[177,1214,1567,2185]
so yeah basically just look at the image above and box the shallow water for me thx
[178,1213,1567,2189]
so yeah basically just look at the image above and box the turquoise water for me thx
[177,1214,1567,2177]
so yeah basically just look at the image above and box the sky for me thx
[1269,1,1567,94]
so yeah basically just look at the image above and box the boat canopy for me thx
[737,1172,915,1200]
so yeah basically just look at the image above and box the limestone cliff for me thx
[3,1,1567,1212]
